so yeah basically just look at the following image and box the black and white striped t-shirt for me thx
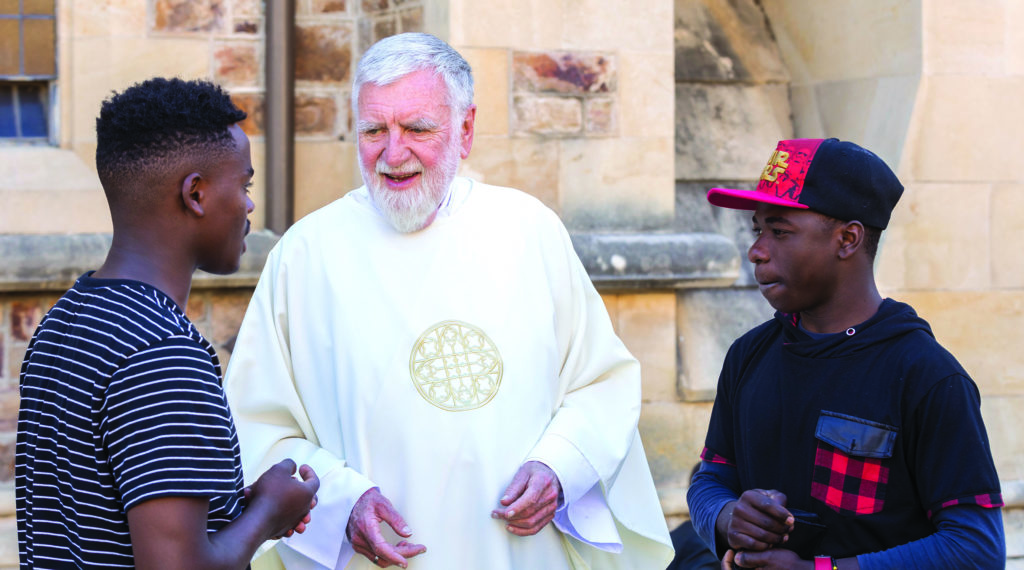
[16,274,245,568]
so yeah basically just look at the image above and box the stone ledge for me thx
[0,231,280,293]
[571,232,740,290]
[0,231,742,292]
[1007,479,1024,508]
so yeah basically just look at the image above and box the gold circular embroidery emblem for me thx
[409,320,503,411]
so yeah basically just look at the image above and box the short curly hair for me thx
[95,77,246,204]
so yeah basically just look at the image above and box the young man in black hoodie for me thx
[686,138,1005,570]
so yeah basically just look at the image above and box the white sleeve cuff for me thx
[553,482,623,553]
[527,435,622,551]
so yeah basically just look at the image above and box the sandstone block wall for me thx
[2,0,1022,566]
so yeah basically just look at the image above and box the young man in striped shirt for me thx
[15,78,319,569]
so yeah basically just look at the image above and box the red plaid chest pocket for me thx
[811,411,898,516]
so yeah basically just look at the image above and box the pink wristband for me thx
[815,556,834,570]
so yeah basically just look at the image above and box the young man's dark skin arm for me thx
[128,460,319,570]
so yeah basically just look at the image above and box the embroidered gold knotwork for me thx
[409,320,503,411]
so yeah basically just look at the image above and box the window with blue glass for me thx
[1,0,56,141]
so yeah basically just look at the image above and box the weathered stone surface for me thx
[1007,480,1024,509]
[613,293,677,403]
[674,0,788,82]
[68,36,209,148]
[0,233,109,290]
[512,95,582,136]
[897,184,990,291]
[570,232,739,290]
[357,18,373,55]
[294,141,361,220]
[231,93,265,136]
[398,6,423,33]
[313,0,347,13]
[559,137,674,232]
[0,148,109,234]
[897,291,1024,397]
[186,295,208,323]
[675,83,791,180]
[513,52,616,94]
[0,512,16,565]
[760,0,920,84]
[639,400,713,515]
[0,230,739,295]
[214,42,259,86]
[233,19,259,34]
[0,232,280,293]
[619,50,674,139]
[10,302,42,342]
[561,0,671,52]
[979,396,1024,481]
[0,436,13,482]
[295,24,353,83]
[454,0,564,49]
[1011,0,1024,76]
[210,292,253,346]
[5,344,20,386]
[584,97,615,135]
[233,0,260,17]
[1006,506,1024,560]
[153,0,224,33]
[993,184,1024,288]
[677,288,772,401]
[461,48,509,136]
[799,75,918,170]
[675,180,758,286]
[361,0,387,13]
[461,137,558,212]
[73,0,147,37]
[0,389,16,433]
[372,17,396,44]
[294,95,338,135]
[906,75,1024,183]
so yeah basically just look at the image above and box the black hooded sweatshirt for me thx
[703,298,1003,558]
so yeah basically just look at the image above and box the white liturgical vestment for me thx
[225,178,673,569]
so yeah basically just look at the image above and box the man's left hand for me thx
[491,461,561,536]
[725,547,811,570]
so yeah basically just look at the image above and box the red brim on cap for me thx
[707,187,810,211]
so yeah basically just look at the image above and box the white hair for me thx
[352,33,474,121]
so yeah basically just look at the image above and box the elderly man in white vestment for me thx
[224,32,674,570]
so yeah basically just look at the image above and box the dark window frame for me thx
[1,1,57,143]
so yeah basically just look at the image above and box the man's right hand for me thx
[346,488,426,568]
[717,489,795,552]
[248,459,321,540]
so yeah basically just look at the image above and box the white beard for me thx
[361,138,461,233]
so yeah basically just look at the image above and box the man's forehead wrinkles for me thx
[358,104,449,124]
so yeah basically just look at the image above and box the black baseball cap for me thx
[706,138,904,229]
